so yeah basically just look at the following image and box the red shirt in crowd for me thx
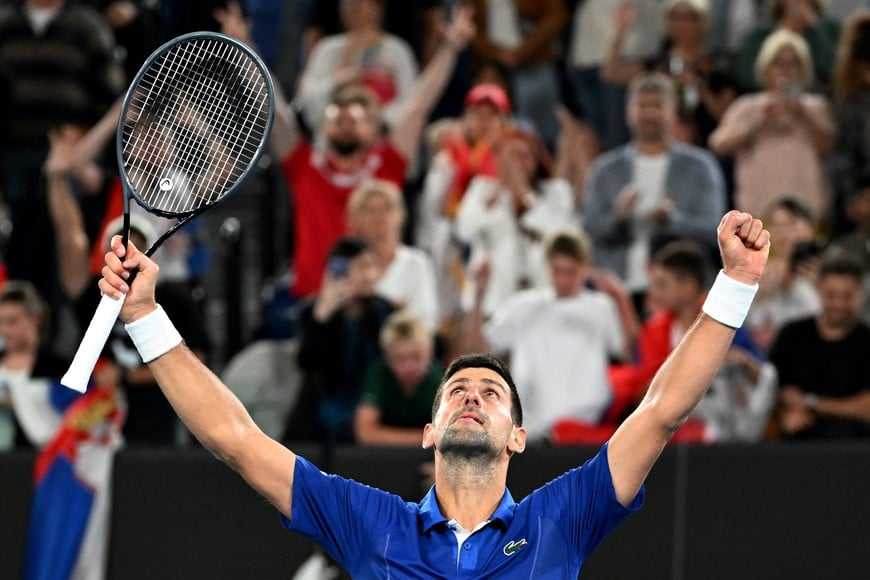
[283,139,407,297]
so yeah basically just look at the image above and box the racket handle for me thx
[62,293,127,392]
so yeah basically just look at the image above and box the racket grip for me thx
[62,293,127,392]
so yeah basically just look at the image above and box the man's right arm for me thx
[214,3,299,161]
[100,236,297,519]
[606,212,769,506]
[270,68,301,161]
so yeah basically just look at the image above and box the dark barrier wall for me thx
[2,444,870,579]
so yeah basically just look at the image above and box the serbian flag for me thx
[25,367,124,580]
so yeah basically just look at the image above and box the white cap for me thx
[101,214,158,252]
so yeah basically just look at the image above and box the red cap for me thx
[463,83,511,114]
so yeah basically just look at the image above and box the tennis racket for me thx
[62,32,275,392]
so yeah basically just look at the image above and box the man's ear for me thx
[508,426,526,455]
[422,423,434,449]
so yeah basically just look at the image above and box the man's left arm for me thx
[783,388,870,423]
[389,5,474,162]
[607,211,770,506]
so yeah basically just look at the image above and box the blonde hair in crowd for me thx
[754,28,814,89]
[379,310,432,351]
[348,178,407,223]
[663,0,710,27]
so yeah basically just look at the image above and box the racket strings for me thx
[121,37,271,215]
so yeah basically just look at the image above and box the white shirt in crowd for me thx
[568,0,662,68]
[376,245,440,332]
[297,33,418,130]
[455,176,575,316]
[625,152,670,293]
[484,286,625,440]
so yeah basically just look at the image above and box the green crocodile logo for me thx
[503,538,528,556]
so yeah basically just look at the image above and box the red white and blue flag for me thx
[24,369,124,580]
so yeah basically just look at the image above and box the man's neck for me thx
[433,454,508,531]
[816,316,858,341]
[635,140,669,156]
[349,27,381,43]
[671,41,703,60]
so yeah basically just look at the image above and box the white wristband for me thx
[702,270,758,329]
[124,305,183,363]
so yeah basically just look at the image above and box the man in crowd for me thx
[582,72,726,314]
[0,0,124,305]
[354,310,444,446]
[270,5,474,299]
[460,227,639,441]
[772,257,870,439]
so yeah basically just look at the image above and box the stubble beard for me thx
[438,424,499,462]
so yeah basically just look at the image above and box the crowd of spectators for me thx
[1,0,869,455]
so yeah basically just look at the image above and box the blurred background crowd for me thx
[1,0,869,456]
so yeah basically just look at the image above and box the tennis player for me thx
[99,210,769,577]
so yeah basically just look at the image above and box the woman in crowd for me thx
[736,0,840,93]
[709,29,835,225]
[604,0,738,146]
[296,0,417,131]
[746,197,822,352]
[348,179,439,333]
[454,123,575,317]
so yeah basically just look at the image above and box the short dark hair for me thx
[0,280,49,339]
[652,240,713,289]
[771,0,822,21]
[431,353,523,426]
[819,256,863,283]
[767,196,815,224]
[543,228,592,264]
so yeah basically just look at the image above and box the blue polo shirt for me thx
[281,443,643,578]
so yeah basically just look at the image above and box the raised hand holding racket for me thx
[62,32,275,392]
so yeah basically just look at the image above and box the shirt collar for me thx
[419,486,517,534]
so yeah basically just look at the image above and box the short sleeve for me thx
[529,443,644,560]
[281,457,410,571]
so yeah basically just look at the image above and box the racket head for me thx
[116,31,275,221]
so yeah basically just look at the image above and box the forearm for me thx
[708,118,755,154]
[799,108,835,155]
[814,392,870,422]
[601,32,640,85]
[613,292,640,361]
[148,344,262,465]
[77,98,122,164]
[271,79,300,161]
[391,41,461,159]
[458,305,490,355]
[644,315,734,425]
[513,1,566,64]
[47,174,92,299]
[608,316,733,500]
